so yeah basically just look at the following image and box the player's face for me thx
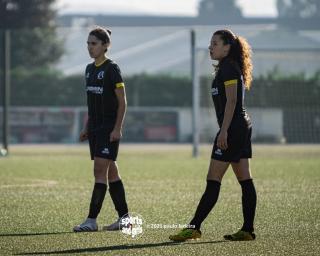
[208,34,230,61]
[87,35,108,59]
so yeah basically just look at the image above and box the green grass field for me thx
[0,144,319,256]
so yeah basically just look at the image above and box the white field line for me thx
[0,179,58,188]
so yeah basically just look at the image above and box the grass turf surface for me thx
[0,144,319,255]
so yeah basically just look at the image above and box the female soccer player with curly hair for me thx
[170,29,257,242]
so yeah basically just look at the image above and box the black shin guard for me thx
[109,180,129,218]
[239,179,257,232]
[190,180,221,230]
[88,183,107,219]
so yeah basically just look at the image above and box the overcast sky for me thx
[55,0,277,17]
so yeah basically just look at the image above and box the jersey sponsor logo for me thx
[101,148,110,155]
[211,87,219,96]
[86,72,90,79]
[97,71,104,80]
[86,86,103,94]
[214,148,223,156]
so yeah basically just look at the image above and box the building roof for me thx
[55,23,320,76]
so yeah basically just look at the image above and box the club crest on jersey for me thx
[212,87,219,96]
[97,71,104,80]
[86,72,90,79]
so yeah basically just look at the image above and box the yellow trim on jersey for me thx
[95,58,107,67]
[116,82,125,88]
[224,79,237,86]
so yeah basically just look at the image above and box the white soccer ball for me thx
[0,148,8,156]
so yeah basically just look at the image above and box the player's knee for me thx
[93,165,107,180]
[236,175,245,181]
[108,171,120,182]
[94,164,104,173]
[207,173,223,182]
[94,170,106,182]
[236,171,251,182]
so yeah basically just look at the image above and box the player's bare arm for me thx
[110,86,127,142]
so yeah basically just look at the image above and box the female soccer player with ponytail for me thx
[170,29,257,241]
[73,26,129,232]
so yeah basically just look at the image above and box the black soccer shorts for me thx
[211,124,252,163]
[88,127,120,161]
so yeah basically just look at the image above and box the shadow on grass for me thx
[16,240,229,255]
[0,231,74,237]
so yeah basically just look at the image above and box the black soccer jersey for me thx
[85,59,124,132]
[211,58,250,128]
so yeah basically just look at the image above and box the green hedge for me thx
[200,76,320,108]
[125,74,192,107]
[9,68,85,106]
[8,70,192,107]
[5,68,320,108]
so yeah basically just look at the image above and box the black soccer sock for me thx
[109,180,129,218]
[239,179,257,233]
[189,180,221,230]
[88,183,107,219]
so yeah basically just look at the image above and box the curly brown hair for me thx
[214,29,253,89]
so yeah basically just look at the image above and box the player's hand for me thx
[217,130,228,150]
[110,129,122,142]
[79,130,88,142]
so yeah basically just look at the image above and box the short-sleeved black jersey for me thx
[85,59,124,131]
[211,58,250,128]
